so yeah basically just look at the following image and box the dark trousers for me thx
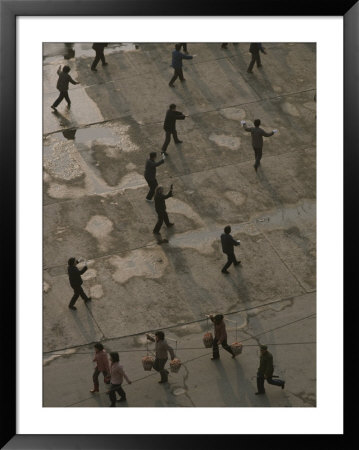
[52,90,71,107]
[69,286,90,308]
[162,130,180,152]
[153,211,170,234]
[92,367,109,388]
[253,147,263,169]
[212,337,234,359]
[108,383,126,405]
[169,67,184,85]
[153,357,168,381]
[222,252,238,271]
[257,373,285,393]
[248,52,262,72]
[145,178,158,200]
[91,49,106,69]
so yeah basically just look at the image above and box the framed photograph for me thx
[1,0,355,448]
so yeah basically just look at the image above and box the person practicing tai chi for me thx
[161,104,186,156]
[91,43,108,71]
[220,225,241,274]
[67,257,91,310]
[169,43,194,87]
[153,185,174,236]
[241,119,277,171]
[247,43,267,73]
[144,152,165,202]
[51,65,79,111]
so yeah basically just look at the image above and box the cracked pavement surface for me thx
[43,42,316,407]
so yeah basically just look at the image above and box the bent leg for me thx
[53,91,65,108]
[162,131,171,152]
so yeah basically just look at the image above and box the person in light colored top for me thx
[107,352,132,406]
[90,343,111,393]
[146,331,175,383]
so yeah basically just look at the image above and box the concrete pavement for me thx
[43,42,316,407]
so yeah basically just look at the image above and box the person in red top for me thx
[210,314,236,360]
[90,343,111,393]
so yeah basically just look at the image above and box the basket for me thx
[231,342,243,355]
[142,356,155,371]
[203,332,213,348]
[170,358,182,373]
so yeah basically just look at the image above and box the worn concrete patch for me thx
[85,215,114,251]
[90,284,104,298]
[219,107,246,121]
[209,134,241,150]
[44,139,84,181]
[281,101,300,117]
[109,247,169,283]
[166,198,205,226]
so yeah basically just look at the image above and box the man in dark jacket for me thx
[161,104,185,155]
[247,43,266,73]
[256,345,285,395]
[153,185,174,234]
[169,43,194,87]
[67,257,91,310]
[144,152,165,202]
[91,43,108,71]
[51,65,79,111]
[242,118,277,171]
[221,225,240,274]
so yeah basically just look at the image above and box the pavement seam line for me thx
[256,222,312,293]
[43,295,316,354]
[43,88,316,137]
[43,145,314,209]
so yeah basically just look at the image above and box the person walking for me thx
[146,331,175,383]
[161,104,185,155]
[247,43,267,73]
[51,65,79,111]
[144,152,165,202]
[107,352,132,406]
[241,119,277,171]
[90,343,111,393]
[255,345,285,395]
[67,257,91,310]
[209,314,236,360]
[221,225,240,274]
[169,43,194,87]
[91,43,108,71]
[153,185,174,235]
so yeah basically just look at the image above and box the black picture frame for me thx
[1,0,356,448]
